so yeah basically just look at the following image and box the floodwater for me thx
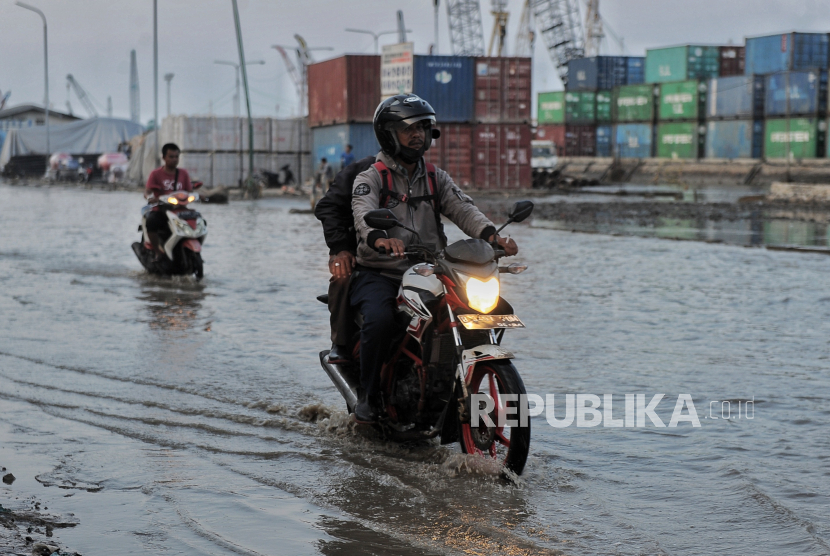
[1,182,829,555]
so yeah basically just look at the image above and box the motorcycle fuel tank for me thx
[402,268,443,297]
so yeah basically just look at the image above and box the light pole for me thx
[164,73,174,117]
[16,2,50,161]
[433,0,440,54]
[214,60,264,118]
[153,0,158,165]
[345,28,409,55]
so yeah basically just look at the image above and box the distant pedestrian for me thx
[340,144,355,170]
[311,158,335,209]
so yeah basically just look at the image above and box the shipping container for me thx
[745,32,829,76]
[645,45,720,83]
[627,57,645,84]
[565,91,596,123]
[764,118,825,159]
[534,124,566,155]
[308,55,381,127]
[707,75,765,119]
[178,152,312,188]
[567,56,643,91]
[596,91,612,122]
[160,116,310,153]
[614,123,653,158]
[424,123,474,187]
[565,125,597,156]
[656,122,704,159]
[311,123,378,168]
[270,118,311,153]
[765,70,828,116]
[537,91,565,124]
[659,80,706,121]
[613,84,655,122]
[719,46,745,76]
[705,120,763,159]
[412,55,475,123]
[596,125,612,157]
[474,57,532,123]
[473,124,532,189]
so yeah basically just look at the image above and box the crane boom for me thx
[446,0,485,56]
[514,0,535,58]
[530,0,585,84]
[66,74,99,118]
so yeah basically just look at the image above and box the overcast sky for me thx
[1,0,829,124]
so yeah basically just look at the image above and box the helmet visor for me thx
[385,114,437,134]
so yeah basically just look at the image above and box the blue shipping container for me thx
[707,75,764,119]
[412,55,475,123]
[706,120,755,158]
[765,70,827,116]
[626,57,645,84]
[567,56,641,91]
[596,125,612,157]
[745,32,829,75]
[311,123,378,168]
[614,124,653,158]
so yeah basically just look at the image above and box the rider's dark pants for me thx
[328,276,353,346]
[349,269,401,397]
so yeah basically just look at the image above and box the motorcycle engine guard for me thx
[181,239,202,252]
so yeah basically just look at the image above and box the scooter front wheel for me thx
[459,360,530,476]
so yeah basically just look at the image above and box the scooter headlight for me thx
[464,276,500,314]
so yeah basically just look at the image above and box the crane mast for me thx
[529,0,585,84]
[66,74,99,118]
[584,0,604,57]
[446,0,485,56]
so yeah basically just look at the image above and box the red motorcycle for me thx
[320,201,534,475]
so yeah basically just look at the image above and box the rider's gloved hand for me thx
[374,237,406,258]
[329,251,355,279]
[489,234,519,256]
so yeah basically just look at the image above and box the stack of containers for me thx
[535,91,565,155]
[719,46,746,76]
[308,55,381,169]
[612,84,656,158]
[161,116,311,187]
[746,32,829,159]
[565,56,645,156]
[705,75,765,159]
[656,80,707,159]
[472,57,533,188]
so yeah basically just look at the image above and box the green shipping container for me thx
[765,118,824,159]
[538,92,565,124]
[596,91,612,123]
[646,45,720,84]
[613,84,654,122]
[565,91,596,123]
[657,122,703,159]
[659,80,706,121]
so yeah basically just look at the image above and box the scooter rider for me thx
[350,94,518,423]
[144,143,192,257]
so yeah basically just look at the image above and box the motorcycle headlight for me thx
[464,276,499,314]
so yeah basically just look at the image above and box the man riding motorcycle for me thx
[349,94,518,423]
[145,142,193,258]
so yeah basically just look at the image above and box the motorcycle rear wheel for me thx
[459,361,530,476]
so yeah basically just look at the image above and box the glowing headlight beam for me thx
[465,277,499,314]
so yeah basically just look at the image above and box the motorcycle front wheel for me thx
[459,361,530,476]
[187,250,204,280]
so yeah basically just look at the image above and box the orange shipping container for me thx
[307,55,381,128]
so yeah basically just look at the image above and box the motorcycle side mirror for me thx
[508,200,534,223]
[364,209,400,231]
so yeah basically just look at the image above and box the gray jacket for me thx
[352,152,495,273]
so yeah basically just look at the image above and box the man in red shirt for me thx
[144,143,192,256]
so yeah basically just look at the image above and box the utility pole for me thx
[434,0,440,54]
[153,0,159,166]
[164,73,174,117]
[215,59,264,186]
[16,2,50,163]
[107,96,112,117]
[785,70,791,182]
[231,0,256,197]
[130,49,140,124]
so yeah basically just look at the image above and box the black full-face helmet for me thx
[373,94,441,163]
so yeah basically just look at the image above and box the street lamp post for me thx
[154,0,158,166]
[15,2,50,163]
[345,28,410,55]
[164,73,174,117]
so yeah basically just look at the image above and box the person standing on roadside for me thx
[340,144,355,170]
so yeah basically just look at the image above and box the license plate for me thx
[457,314,525,330]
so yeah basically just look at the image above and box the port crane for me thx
[65,74,101,118]
[273,34,331,117]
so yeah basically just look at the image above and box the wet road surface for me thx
[1,183,829,555]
